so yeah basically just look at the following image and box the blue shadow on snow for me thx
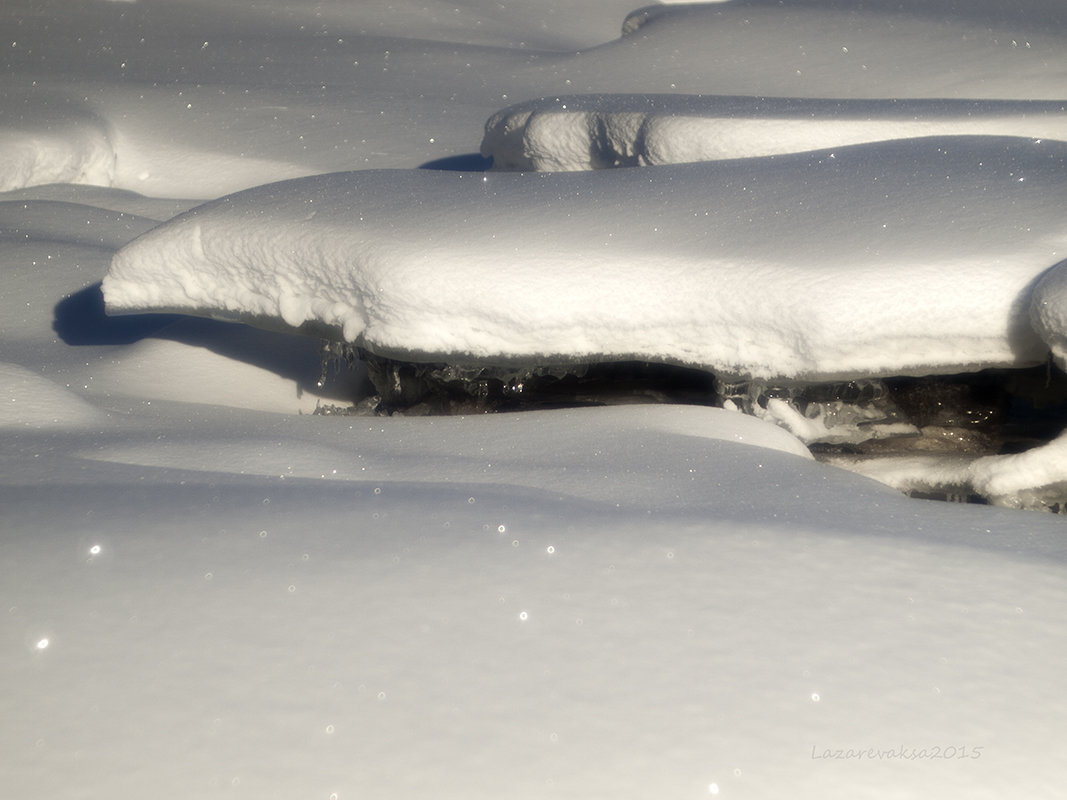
[419,153,492,171]
[52,282,352,396]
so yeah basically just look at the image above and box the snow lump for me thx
[482,95,1067,171]
[105,136,1067,384]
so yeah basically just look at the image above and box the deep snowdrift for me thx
[105,136,1067,383]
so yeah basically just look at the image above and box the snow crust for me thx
[483,95,1067,170]
[106,136,1067,382]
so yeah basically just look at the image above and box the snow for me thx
[0,105,115,192]
[482,95,1067,170]
[0,361,110,429]
[105,136,1067,382]
[5,0,1067,198]
[611,0,1067,102]
[827,434,1067,512]
[4,1,1067,799]
[1031,260,1067,370]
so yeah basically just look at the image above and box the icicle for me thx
[317,340,356,389]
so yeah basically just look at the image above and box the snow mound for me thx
[1029,260,1067,370]
[0,107,115,192]
[78,405,814,497]
[81,332,361,414]
[0,200,160,250]
[0,362,109,429]
[609,0,1067,100]
[83,338,323,414]
[482,95,1067,171]
[106,136,1067,383]
[972,433,1067,509]
[828,429,1067,512]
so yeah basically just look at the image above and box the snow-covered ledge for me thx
[104,135,1067,509]
[105,137,1067,381]
[481,95,1067,171]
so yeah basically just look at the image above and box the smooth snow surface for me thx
[106,136,1067,381]
[4,0,1067,197]
[483,95,1067,170]
[5,2,1067,799]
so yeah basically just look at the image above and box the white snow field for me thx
[4,1,1067,799]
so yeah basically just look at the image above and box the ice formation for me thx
[482,95,1067,171]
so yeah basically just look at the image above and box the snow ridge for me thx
[482,95,1067,171]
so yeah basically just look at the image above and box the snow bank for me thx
[482,95,1067,171]
[82,337,333,415]
[0,362,110,428]
[1030,260,1067,370]
[610,1,1067,100]
[106,136,1067,383]
[0,199,160,250]
[823,421,1067,510]
[77,404,815,496]
[5,0,1067,196]
[0,107,115,191]
[828,430,1067,512]
[973,432,1067,508]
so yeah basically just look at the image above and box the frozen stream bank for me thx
[104,135,1067,510]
